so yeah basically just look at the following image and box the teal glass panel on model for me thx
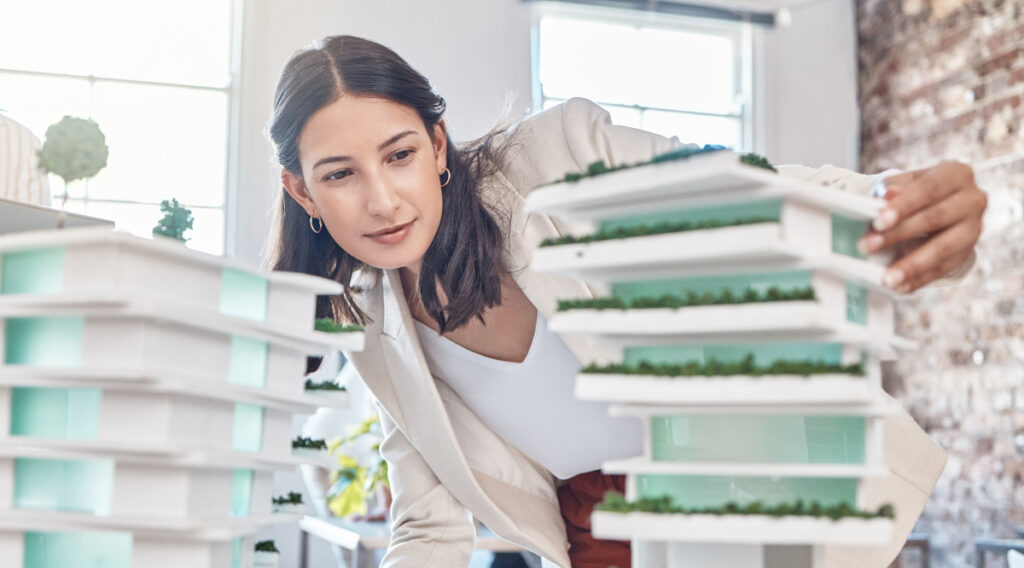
[233,538,244,568]
[11,387,101,439]
[599,200,782,233]
[0,247,65,295]
[624,342,845,367]
[636,474,858,509]
[611,271,812,302]
[846,282,869,325]
[232,403,264,452]
[651,415,866,464]
[24,531,132,568]
[4,316,84,366]
[14,458,115,515]
[231,469,254,516]
[832,214,869,259]
[219,267,269,321]
[228,335,268,388]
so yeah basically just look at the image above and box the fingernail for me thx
[857,234,884,255]
[873,208,898,231]
[883,268,905,289]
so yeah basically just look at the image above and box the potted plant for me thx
[37,115,109,228]
[326,414,390,520]
[253,540,279,567]
[271,491,305,514]
[152,198,194,243]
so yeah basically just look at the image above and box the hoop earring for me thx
[309,215,323,234]
[440,168,451,188]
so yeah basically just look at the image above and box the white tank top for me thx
[413,310,644,480]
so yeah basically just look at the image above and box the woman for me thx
[266,36,985,568]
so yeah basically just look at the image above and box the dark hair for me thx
[265,35,512,338]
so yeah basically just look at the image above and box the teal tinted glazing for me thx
[25,531,132,568]
[220,268,269,322]
[651,415,865,464]
[846,282,868,325]
[4,316,84,367]
[636,474,858,509]
[14,458,114,514]
[11,387,101,439]
[832,214,869,259]
[611,271,811,303]
[624,343,844,367]
[231,469,253,516]
[1,247,65,295]
[600,200,782,232]
[233,403,264,452]
[228,335,268,388]
[233,538,243,568]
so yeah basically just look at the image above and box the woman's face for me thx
[282,95,447,273]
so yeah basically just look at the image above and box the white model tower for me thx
[0,226,363,568]
[527,149,907,568]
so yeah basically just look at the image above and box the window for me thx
[0,0,238,255]
[533,4,753,151]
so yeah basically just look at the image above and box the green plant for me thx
[304,379,347,392]
[582,354,865,378]
[37,115,109,228]
[596,492,895,520]
[557,145,776,184]
[326,414,389,519]
[314,317,365,333]
[272,491,303,506]
[152,198,194,242]
[556,286,816,312]
[291,436,327,450]
[740,152,777,172]
[254,540,279,553]
[539,216,776,248]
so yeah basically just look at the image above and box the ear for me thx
[281,170,318,217]
[432,120,448,174]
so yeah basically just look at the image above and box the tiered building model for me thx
[0,226,363,568]
[526,149,909,568]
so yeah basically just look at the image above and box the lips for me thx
[366,221,413,237]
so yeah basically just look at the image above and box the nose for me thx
[365,172,401,217]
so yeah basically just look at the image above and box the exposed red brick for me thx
[976,47,1023,77]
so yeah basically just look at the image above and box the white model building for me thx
[0,226,362,568]
[526,149,908,568]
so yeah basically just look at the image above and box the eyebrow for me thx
[311,130,418,171]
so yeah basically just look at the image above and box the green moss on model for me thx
[556,286,815,312]
[597,492,894,520]
[539,216,776,248]
[255,540,279,553]
[304,379,347,392]
[291,436,327,450]
[272,491,304,506]
[582,354,864,378]
[314,317,364,333]
[558,146,775,183]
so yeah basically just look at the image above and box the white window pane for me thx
[61,199,223,256]
[0,74,91,141]
[599,104,643,129]
[0,0,232,87]
[87,82,227,207]
[633,28,737,114]
[539,18,642,106]
[642,110,741,148]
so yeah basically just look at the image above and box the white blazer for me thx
[342,98,950,568]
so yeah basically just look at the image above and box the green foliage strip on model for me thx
[314,317,364,333]
[272,491,304,506]
[254,540,279,553]
[582,354,864,378]
[304,379,347,392]
[597,492,894,520]
[291,436,328,450]
[558,145,776,183]
[556,286,816,312]
[539,216,777,248]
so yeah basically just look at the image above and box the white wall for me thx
[233,1,860,566]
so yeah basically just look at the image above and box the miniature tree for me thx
[36,115,109,228]
[152,198,194,242]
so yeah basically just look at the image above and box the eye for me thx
[324,169,351,182]
[390,149,414,162]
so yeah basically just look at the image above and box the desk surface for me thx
[299,516,524,552]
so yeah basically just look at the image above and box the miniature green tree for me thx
[272,491,304,505]
[37,115,109,228]
[292,436,328,450]
[254,540,279,553]
[152,198,194,242]
[304,378,347,392]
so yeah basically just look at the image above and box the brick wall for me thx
[858,0,1024,566]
